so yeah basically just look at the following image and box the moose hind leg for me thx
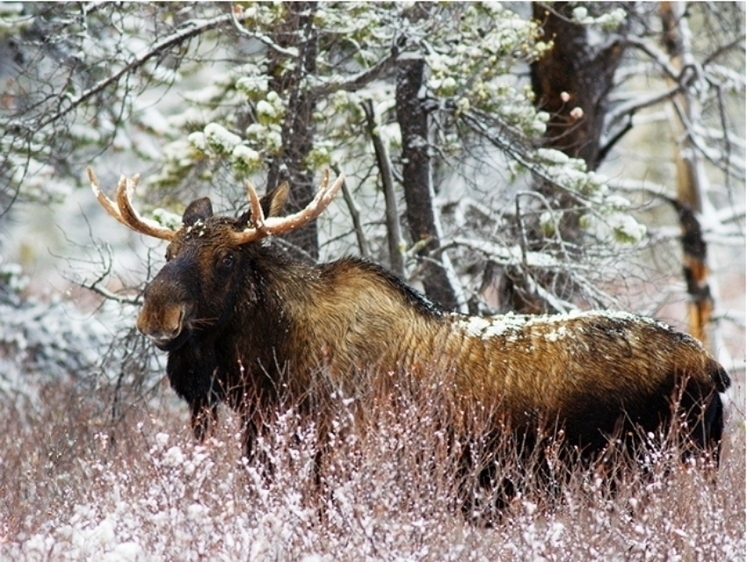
[680,384,725,465]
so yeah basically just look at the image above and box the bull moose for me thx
[88,167,730,476]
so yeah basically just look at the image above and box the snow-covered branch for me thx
[448,237,593,273]
[17,10,247,134]
[442,237,620,312]
[625,37,682,81]
[458,108,598,208]
[229,6,300,58]
[602,84,681,134]
[308,43,403,98]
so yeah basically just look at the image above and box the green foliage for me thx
[0,3,33,35]
[424,3,551,132]
[2,3,640,221]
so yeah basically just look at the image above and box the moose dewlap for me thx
[88,167,730,469]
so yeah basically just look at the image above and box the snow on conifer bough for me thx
[88,166,730,503]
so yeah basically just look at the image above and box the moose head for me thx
[88,167,342,352]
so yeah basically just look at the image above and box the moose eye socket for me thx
[219,252,235,269]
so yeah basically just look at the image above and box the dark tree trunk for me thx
[531,2,627,170]
[395,53,458,311]
[266,2,320,260]
[496,2,630,314]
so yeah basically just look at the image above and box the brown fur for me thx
[129,187,729,468]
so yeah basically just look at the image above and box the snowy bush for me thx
[0,370,743,561]
[0,283,128,401]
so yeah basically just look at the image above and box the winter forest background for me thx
[0,2,744,559]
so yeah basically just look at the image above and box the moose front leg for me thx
[165,339,225,442]
[190,400,219,442]
[241,411,262,463]
[241,410,279,483]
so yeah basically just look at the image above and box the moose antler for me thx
[232,169,344,245]
[87,167,175,241]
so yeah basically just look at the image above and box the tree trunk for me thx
[497,2,629,313]
[660,1,715,348]
[266,2,320,260]
[395,53,459,310]
[361,99,406,278]
[531,2,627,170]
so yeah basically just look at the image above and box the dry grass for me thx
[0,377,744,561]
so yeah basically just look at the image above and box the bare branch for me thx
[12,10,247,135]
[81,242,141,306]
[669,97,745,181]
[625,37,682,81]
[331,164,369,259]
[598,113,634,161]
[229,4,301,58]
[361,98,405,277]
[603,83,682,131]
[701,35,746,68]
[308,41,403,98]
[457,108,591,207]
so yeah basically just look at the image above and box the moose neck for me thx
[248,254,446,387]
[223,244,322,379]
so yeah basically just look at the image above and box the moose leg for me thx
[241,413,259,462]
[241,411,276,482]
[190,400,218,442]
[679,383,725,466]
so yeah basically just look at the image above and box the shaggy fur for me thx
[133,188,730,467]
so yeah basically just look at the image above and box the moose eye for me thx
[219,252,235,270]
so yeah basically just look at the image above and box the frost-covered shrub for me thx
[0,279,128,399]
[1,370,743,561]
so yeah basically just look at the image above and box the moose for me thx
[88,167,730,476]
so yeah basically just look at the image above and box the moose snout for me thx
[136,302,188,350]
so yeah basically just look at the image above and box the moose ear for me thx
[182,197,213,226]
[261,182,289,218]
[236,182,290,229]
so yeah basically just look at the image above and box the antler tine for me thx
[87,166,130,228]
[114,174,175,240]
[88,166,175,241]
[245,179,266,231]
[232,170,344,245]
[263,170,341,233]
